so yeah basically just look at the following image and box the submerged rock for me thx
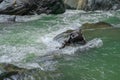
[0,63,27,80]
[81,22,113,30]
[0,0,65,15]
[0,63,60,80]
[53,22,107,50]
[53,29,86,49]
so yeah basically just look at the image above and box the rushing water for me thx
[0,10,120,80]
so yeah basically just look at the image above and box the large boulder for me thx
[86,0,120,11]
[53,29,86,49]
[53,22,112,49]
[0,0,65,15]
[64,0,120,10]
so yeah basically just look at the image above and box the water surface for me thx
[0,10,120,80]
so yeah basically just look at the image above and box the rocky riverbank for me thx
[0,0,65,15]
[64,0,120,10]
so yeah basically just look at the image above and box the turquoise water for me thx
[0,10,120,80]
[59,28,120,80]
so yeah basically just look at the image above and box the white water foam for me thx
[0,45,46,63]
[47,38,103,55]
[0,10,115,70]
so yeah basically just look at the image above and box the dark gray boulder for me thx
[64,0,120,10]
[0,0,65,15]
[0,63,60,80]
[54,29,86,49]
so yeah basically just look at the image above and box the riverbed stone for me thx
[0,63,60,80]
[0,63,26,80]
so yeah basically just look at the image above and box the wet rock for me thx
[86,0,120,11]
[64,0,87,10]
[64,0,120,10]
[54,29,86,49]
[0,0,3,3]
[0,63,60,80]
[0,71,19,80]
[0,63,27,72]
[64,0,77,9]
[0,0,65,15]
[64,3,76,9]
[81,22,113,30]
[0,15,16,23]
[0,63,27,80]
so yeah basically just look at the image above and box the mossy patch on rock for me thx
[81,22,113,30]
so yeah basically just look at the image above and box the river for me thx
[0,10,120,80]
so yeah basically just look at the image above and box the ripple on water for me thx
[0,10,119,80]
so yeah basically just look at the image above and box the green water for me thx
[0,10,120,80]
[59,28,120,80]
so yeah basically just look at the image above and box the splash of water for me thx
[0,10,119,70]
